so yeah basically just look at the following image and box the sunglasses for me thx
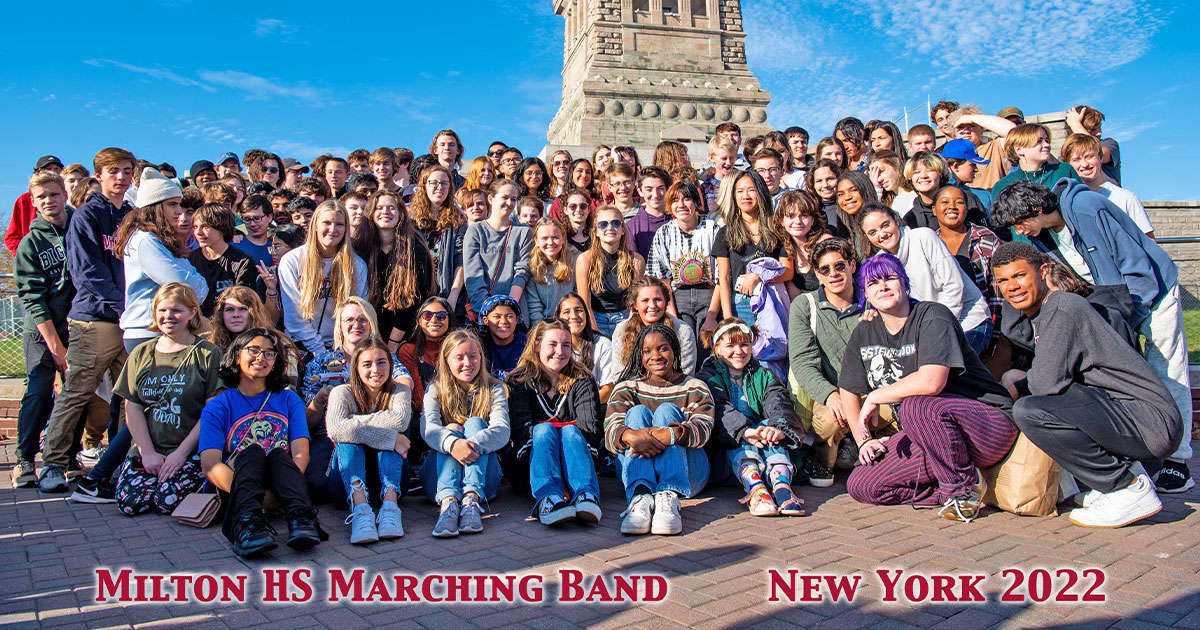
[597,219,623,231]
[420,310,450,322]
[552,160,571,167]
[261,166,279,173]
[488,150,506,158]
[817,261,849,276]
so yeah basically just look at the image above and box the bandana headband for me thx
[713,321,753,345]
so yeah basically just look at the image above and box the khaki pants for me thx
[42,320,128,467]
[811,398,899,469]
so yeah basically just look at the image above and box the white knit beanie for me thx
[135,168,183,208]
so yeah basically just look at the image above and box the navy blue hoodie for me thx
[66,192,131,322]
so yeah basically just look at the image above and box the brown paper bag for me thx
[981,433,1060,517]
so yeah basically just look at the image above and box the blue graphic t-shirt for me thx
[198,388,309,460]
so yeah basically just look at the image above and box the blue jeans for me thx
[964,319,993,357]
[616,404,710,502]
[733,293,757,326]
[530,423,599,501]
[331,443,406,507]
[89,426,132,483]
[594,309,629,338]
[422,416,502,503]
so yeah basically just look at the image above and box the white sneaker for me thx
[1072,489,1100,508]
[651,491,682,535]
[376,501,404,539]
[345,503,378,544]
[1069,473,1162,529]
[619,494,654,535]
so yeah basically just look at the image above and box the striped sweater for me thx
[604,376,715,453]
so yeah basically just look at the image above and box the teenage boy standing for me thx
[5,155,64,255]
[626,167,673,259]
[992,242,1180,527]
[992,180,1193,492]
[12,173,73,486]
[700,135,738,214]
[38,148,136,493]
[1060,134,1152,237]
[751,148,789,205]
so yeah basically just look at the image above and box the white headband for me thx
[713,321,753,344]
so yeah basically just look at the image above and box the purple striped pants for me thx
[847,395,1017,506]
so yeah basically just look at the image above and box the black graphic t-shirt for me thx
[189,246,262,317]
[838,301,1012,415]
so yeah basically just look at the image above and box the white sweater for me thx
[278,245,369,354]
[895,227,989,331]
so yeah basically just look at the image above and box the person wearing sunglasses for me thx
[575,205,646,337]
[249,153,284,188]
[486,141,508,171]
[548,150,573,198]
[397,296,457,416]
[788,238,888,485]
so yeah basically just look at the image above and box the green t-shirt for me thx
[114,339,224,456]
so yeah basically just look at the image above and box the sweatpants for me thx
[1013,383,1180,493]
[847,395,1017,506]
[220,444,314,541]
[1138,285,1192,461]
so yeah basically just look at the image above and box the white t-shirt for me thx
[891,191,918,217]
[1049,225,1095,283]
[782,170,806,190]
[1098,181,1154,234]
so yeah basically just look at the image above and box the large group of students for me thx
[7,101,1193,558]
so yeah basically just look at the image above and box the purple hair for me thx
[856,252,911,310]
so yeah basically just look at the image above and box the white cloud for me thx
[197,70,329,106]
[1105,120,1162,143]
[269,140,353,161]
[83,58,214,90]
[254,18,299,38]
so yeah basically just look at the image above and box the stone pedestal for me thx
[547,0,771,149]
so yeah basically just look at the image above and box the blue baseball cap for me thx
[941,139,990,165]
[217,152,240,166]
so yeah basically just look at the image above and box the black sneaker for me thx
[285,507,323,550]
[803,454,835,488]
[834,437,859,470]
[534,495,576,526]
[232,511,278,557]
[71,477,116,503]
[1155,460,1194,494]
[65,458,85,480]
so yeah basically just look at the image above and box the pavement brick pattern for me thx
[1,441,1197,629]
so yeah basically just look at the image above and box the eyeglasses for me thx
[343,316,371,326]
[243,346,279,360]
[261,166,279,173]
[426,181,450,189]
[817,261,849,276]
[241,214,269,223]
[597,219,623,231]
[755,167,782,176]
[420,310,449,322]
[500,158,521,165]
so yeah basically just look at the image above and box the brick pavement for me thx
[1,440,1197,629]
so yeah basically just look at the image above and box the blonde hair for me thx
[587,206,640,295]
[506,319,590,395]
[332,297,381,349]
[529,218,572,284]
[28,172,66,193]
[1005,123,1051,165]
[147,282,204,334]
[1060,133,1102,163]
[708,135,736,156]
[903,152,951,187]
[298,200,358,320]
[433,330,502,425]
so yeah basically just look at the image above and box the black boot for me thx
[231,510,277,557]
[286,506,323,550]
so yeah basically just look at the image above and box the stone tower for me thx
[546,0,772,148]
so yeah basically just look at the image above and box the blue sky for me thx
[1,0,1195,227]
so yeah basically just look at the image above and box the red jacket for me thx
[4,192,36,255]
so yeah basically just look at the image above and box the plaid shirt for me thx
[952,224,1003,330]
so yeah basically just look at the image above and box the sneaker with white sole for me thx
[376,501,404,539]
[71,477,116,503]
[937,469,988,523]
[651,490,682,535]
[1072,489,1100,508]
[432,498,460,538]
[1155,460,1194,494]
[458,495,484,534]
[12,460,36,488]
[345,503,378,545]
[1069,473,1162,528]
[535,495,576,526]
[619,493,654,535]
[38,464,67,493]
[572,492,602,523]
[803,454,835,488]
[77,446,105,467]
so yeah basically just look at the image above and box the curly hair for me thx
[616,321,682,383]
[219,327,291,392]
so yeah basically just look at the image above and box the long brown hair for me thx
[433,329,502,425]
[773,190,827,263]
[362,190,428,310]
[114,201,187,259]
[619,277,674,366]
[408,165,464,233]
[587,205,640,294]
[529,217,572,284]
[506,319,590,395]
[348,337,397,414]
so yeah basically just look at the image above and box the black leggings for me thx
[220,444,313,541]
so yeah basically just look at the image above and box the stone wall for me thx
[1147,201,1200,308]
